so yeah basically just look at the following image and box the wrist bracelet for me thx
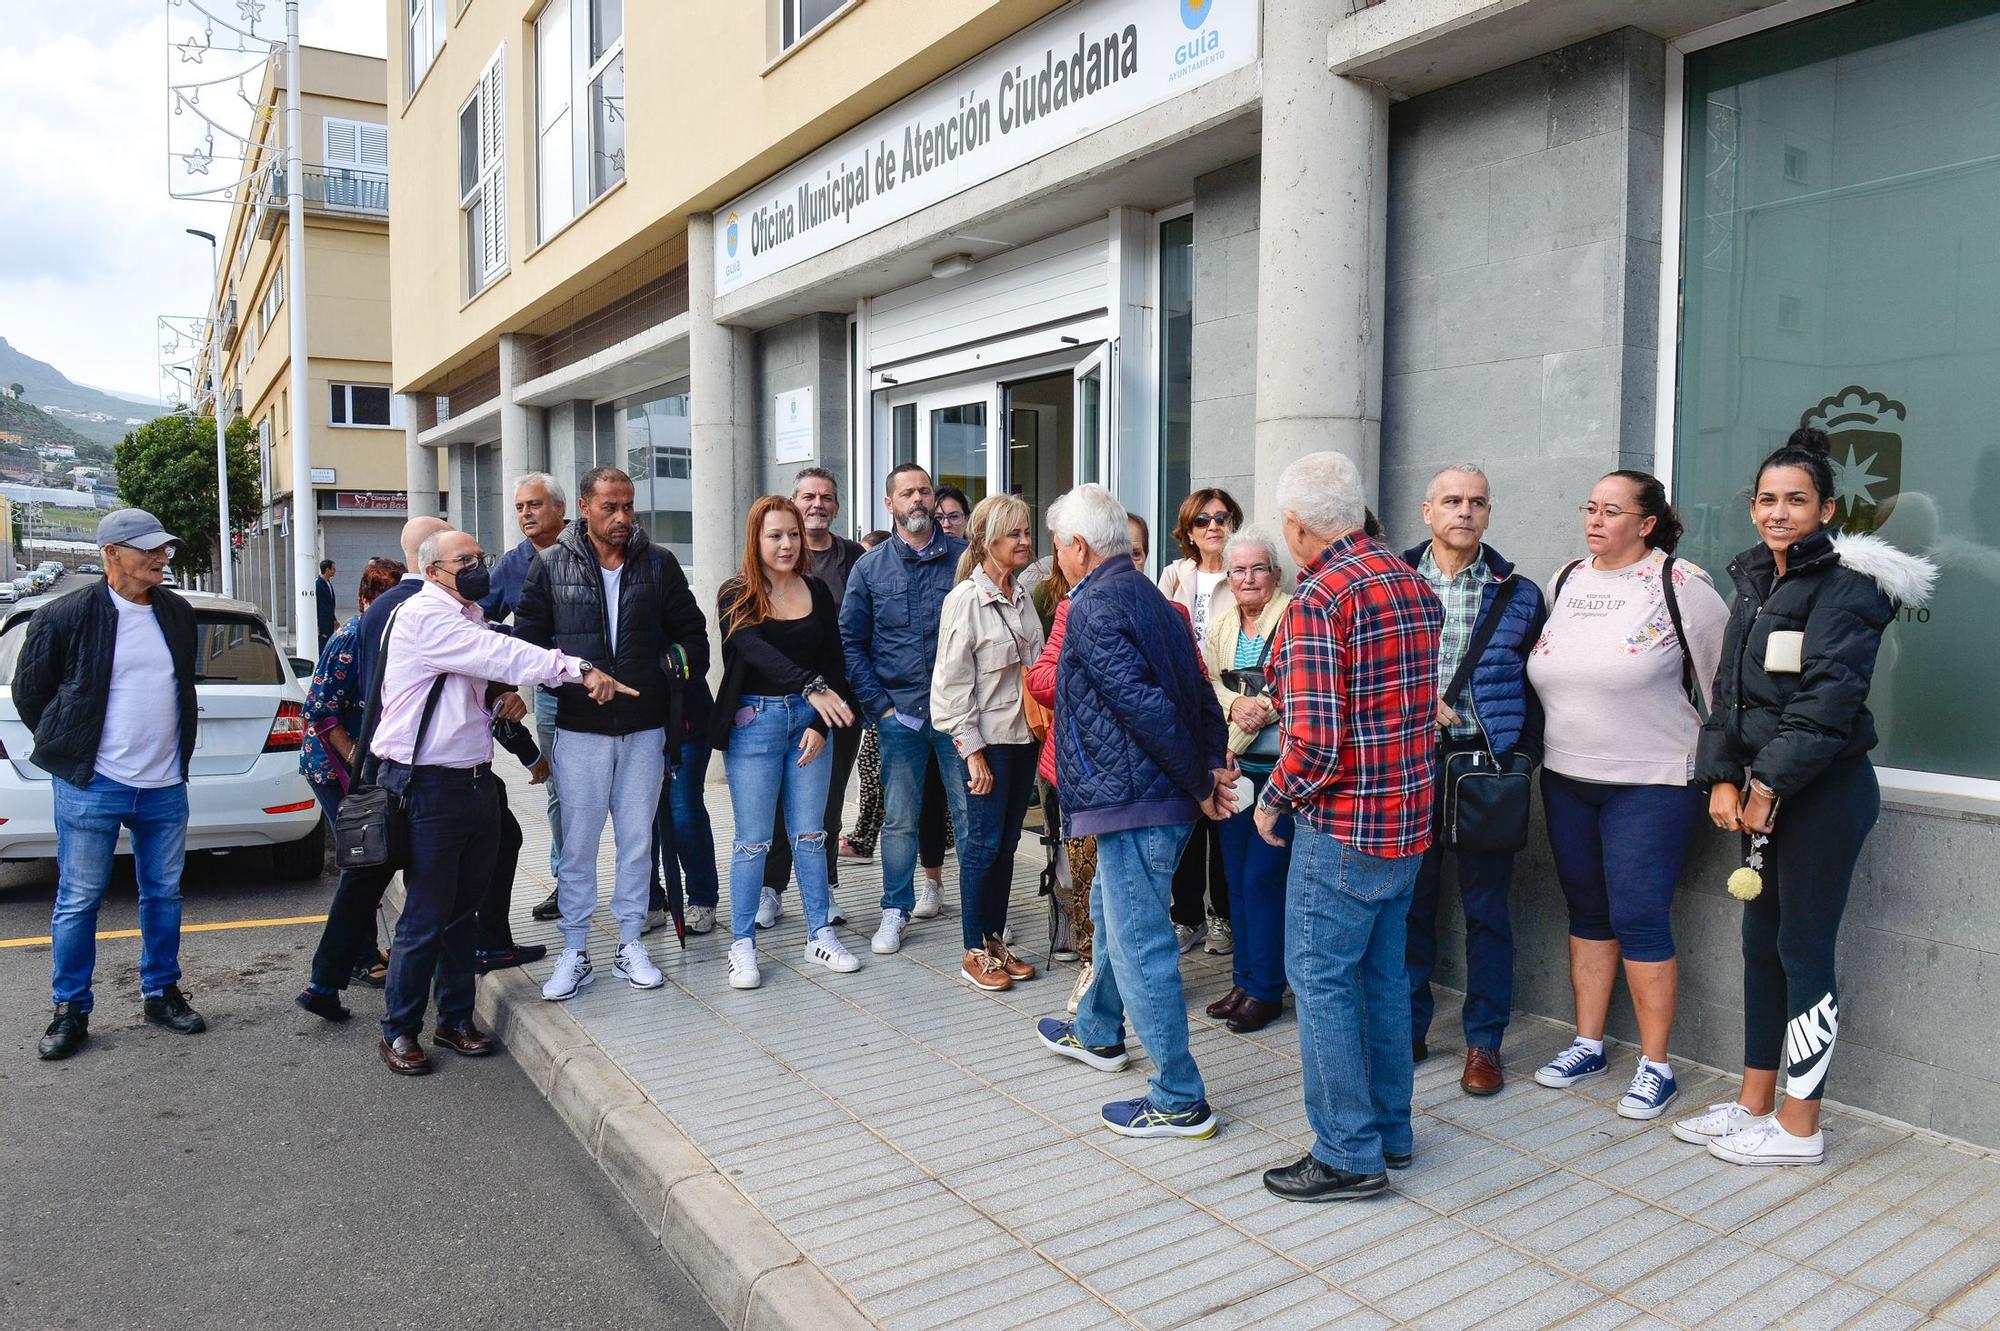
[1749,778,1776,797]
[802,675,830,697]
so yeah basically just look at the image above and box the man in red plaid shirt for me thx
[1255,451,1444,1204]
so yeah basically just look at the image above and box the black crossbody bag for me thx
[1441,577,1535,853]
[333,605,448,871]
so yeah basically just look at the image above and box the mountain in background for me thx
[0,394,96,454]
[0,336,162,446]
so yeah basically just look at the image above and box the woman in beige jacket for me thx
[931,494,1047,994]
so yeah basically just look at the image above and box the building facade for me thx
[387,0,2000,1147]
[205,46,402,638]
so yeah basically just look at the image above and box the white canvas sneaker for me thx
[755,886,783,929]
[1066,961,1095,1015]
[1708,1118,1824,1166]
[613,940,664,990]
[685,905,716,935]
[871,908,909,954]
[727,939,761,990]
[542,947,593,1001]
[913,878,943,919]
[1670,1101,1771,1146]
[805,928,862,974]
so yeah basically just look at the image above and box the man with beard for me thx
[839,463,968,955]
[515,467,709,1001]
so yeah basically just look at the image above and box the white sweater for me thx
[1525,549,1730,787]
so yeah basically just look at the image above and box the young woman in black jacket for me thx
[712,496,858,990]
[1678,429,1935,1166]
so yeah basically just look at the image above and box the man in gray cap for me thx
[11,509,207,1059]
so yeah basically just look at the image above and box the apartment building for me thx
[205,46,401,637]
[387,0,2000,1147]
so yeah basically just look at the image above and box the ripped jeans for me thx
[723,694,835,944]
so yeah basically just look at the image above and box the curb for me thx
[386,885,877,1331]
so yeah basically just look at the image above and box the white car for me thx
[0,589,326,877]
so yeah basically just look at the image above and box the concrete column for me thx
[1253,0,1390,526]
[688,213,757,675]
[546,399,585,497]
[402,393,442,517]
[444,446,469,532]
[498,333,536,488]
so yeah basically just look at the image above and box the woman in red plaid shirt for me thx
[1256,451,1445,1205]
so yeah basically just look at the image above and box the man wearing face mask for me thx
[840,462,968,956]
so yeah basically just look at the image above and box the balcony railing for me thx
[258,165,389,236]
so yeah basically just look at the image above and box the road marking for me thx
[0,914,328,949]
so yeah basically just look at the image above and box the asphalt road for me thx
[0,848,721,1331]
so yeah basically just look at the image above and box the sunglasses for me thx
[1190,512,1233,529]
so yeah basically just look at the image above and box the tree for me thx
[113,414,261,577]
[6,383,22,399]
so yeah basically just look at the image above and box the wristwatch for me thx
[576,659,596,677]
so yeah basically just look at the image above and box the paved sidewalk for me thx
[498,767,2000,1330]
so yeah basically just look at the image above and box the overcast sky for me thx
[0,0,386,402]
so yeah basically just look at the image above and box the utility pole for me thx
[282,1,316,654]
[185,227,234,598]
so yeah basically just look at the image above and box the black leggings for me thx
[1171,815,1228,927]
[1741,755,1879,1102]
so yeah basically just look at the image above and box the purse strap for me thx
[1441,575,1519,714]
[354,601,449,781]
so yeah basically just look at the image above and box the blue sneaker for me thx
[1037,1017,1129,1072]
[1101,1096,1218,1140]
[1616,1062,1679,1120]
[1533,1040,1608,1088]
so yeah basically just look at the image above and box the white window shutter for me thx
[325,118,358,166]
[358,123,389,168]
[481,49,508,278]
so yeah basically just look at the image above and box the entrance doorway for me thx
[1004,372,1068,556]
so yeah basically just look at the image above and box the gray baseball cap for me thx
[96,508,181,551]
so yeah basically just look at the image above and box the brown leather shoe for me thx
[379,1034,432,1076]
[1227,996,1282,1034]
[433,1019,495,1057]
[961,948,1012,991]
[1461,1046,1504,1096]
[989,940,1036,982]
[1205,986,1248,1020]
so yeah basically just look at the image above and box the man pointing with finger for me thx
[372,528,636,1075]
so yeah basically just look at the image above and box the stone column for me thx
[545,399,586,499]
[1253,0,1390,524]
[688,213,756,678]
[402,393,442,517]
[498,332,542,486]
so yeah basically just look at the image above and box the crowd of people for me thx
[18,424,1937,1202]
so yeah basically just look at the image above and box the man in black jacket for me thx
[315,558,338,653]
[515,467,710,1001]
[11,509,206,1060]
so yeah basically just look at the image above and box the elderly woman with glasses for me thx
[1202,529,1293,1034]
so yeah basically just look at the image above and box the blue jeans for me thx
[1215,775,1291,1004]
[657,738,720,910]
[1406,744,1519,1049]
[380,761,500,1040]
[1288,823,1422,1173]
[534,686,563,878]
[1076,822,1204,1112]
[1542,772,1700,963]
[958,742,1038,952]
[725,697,834,942]
[51,775,190,1010]
[876,718,967,915]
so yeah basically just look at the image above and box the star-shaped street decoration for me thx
[1833,440,1888,509]
[237,0,266,25]
[182,138,214,175]
[176,34,207,63]
[606,148,626,175]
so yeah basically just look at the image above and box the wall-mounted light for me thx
[930,253,976,279]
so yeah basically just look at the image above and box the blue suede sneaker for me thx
[1101,1096,1218,1140]
[1616,1062,1679,1120]
[1036,1017,1129,1073]
[1533,1040,1609,1088]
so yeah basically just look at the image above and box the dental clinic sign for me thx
[714,0,1256,295]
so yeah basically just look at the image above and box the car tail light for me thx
[263,702,306,752]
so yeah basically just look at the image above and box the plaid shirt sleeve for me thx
[1261,591,1346,814]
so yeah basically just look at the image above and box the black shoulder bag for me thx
[1218,613,1283,761]
[1441,577,1535,853]
[333,605,448,871]
[1551,555,1709,722]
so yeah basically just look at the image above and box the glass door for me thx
[1072,342,1112,488]
[929,397,990,507]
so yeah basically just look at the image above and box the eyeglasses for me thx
[116,541,179,560]
[1578,503,1630,520]
[431,553,493,572]
[1190,512,1234,529]
[1227,563,1276,580]
[936,510,966,528]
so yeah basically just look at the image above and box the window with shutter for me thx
[535,0,575,240]
[461,47,508,296]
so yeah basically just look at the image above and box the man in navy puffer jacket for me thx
[1400,465,1546,1098]
[1034,484,1237,1141]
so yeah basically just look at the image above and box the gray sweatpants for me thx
[552,727,666,949]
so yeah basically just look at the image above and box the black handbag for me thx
[1220,612,1284,761]
[1438,577,1534,852]
[333,606,447,871]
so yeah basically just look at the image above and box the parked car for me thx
[0,588,326,878]
[10,580,31,599]
[76,563,102,575]
[0,585,15,605]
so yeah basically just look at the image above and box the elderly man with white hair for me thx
[1033,483,1238,1140]
[1255,451,1445,1202]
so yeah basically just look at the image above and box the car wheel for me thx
[270,821,328,880]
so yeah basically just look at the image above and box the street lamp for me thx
[186,227,234,599]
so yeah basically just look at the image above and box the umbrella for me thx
[653,778,686,948]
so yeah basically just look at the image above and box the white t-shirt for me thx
[600,564,623,655]
[1192,568,1226,642]
[97,588,183,788]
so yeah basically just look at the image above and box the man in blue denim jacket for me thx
[839,463,968,956]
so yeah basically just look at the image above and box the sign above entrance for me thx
[714,0,1257,296]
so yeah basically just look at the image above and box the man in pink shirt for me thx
[372,528,634,1075]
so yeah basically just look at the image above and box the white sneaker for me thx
[685,905,716,935]
[1670,1101,1771,1146]
[1708,1117,1825,1166]
[755,887,782,929]
[871,908,908,955]
[1203,914,1234,955]
[1175,922,1205,955]
[727,939,761,990]
[913,878,943,919]
[613,940,664,990]
[542,947,594,1001]
[806,928,862,974]
[1067,961,1095,1015]
[642,907,669,936]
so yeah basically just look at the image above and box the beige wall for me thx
[387,0,1072,391]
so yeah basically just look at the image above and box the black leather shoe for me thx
[1227,996,1283,1034]
[1385,1151,1413,1171]
[295,987,351,1022]
[37,1002,89,1060]
[475,943,548,974]
[530,889,561,922]
[1263,1155,1389,1203]
[142,985,207,1035]
[1413,1040,1430,1065]
[1205,986,1248,1021]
